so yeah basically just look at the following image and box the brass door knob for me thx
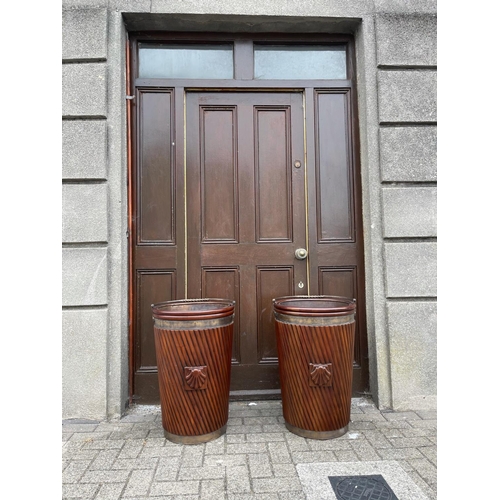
[295,248,308,260]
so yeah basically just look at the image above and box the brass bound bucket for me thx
[273,295,356,439]
[152,298,235,444]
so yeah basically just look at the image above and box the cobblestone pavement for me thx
[62,398,437,500]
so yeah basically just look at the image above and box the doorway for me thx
[128,34,368,403]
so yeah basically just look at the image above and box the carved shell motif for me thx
[184,366,208,390]
[309,363,333,387]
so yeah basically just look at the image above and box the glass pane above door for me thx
[138,44,234,79]
[254,45,347,80]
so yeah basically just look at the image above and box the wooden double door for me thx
[131,89,368,403]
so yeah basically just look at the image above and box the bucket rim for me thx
[152,298,235,321]
[273,295,356,317]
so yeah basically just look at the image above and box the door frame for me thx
[126,32,368,404]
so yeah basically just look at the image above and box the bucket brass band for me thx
[153,314,234,331]
[152,299,235,444]
[273,311,355,326]
[273,295,356,440]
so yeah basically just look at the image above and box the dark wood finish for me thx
[130,87,186,403]
[186,92,306,395]
[128,33,369,404]
[305,86,368,392]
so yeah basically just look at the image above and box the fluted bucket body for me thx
[152,299,235,444]
[273,296,356,439]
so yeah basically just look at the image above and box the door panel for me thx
[307,88,368,391]
[186,92,306,396]
[131,89,183,403]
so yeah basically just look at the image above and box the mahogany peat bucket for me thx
[273,296,356,439]
[151,299,235,444]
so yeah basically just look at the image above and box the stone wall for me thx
[62,0,437,419]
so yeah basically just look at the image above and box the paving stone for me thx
[259,408,284,417]
[117,443,143,459]
[62,460,93,483]
[268,442,292,464]
[252,476,303,493]
[83,440,126,450]
[407,470,437,500]
[120,413,157,423]
[248,453,273,478]
[228,409,262,418]
[349,421,377,430]
[362,430,393,448]
[272,464,298,478]
[96,422,135,433]
[227,417,244,426]
[62,483,100,498]
[201,479,226,499]
[181,445,205,467]
[122,469,154,497]
[205,436,226,454]
[80,469,130,483]
[112,457,159,470]
[143,437,168,447]
[148,428,165,438]
[262,424,287,433]
[155,456,181,481]
[399,427,436,438]
[178,466,226,480]
[333,449,359,462]
[284,434,310,451]
[89,449,120,470]
[94,482,126,499]
[381,428,404,439]
[307,438,353,451]
[388,437,434,448]
[244,416,280,425]
[407,457,437,484]
[110,428,150,440]
[395,459,415,472]
[291,450,337,464]
[204,454,247,467]
[63,423,99,433]
[226,464,252,493]
[227,442,267,454]
[376,447,426,460]
[279,493,306,500]
[415,410,437,420]
[382,411,422,421]
[149,480,200,496]
[226,425,263,434]
[246,432,285,443]
[69,431,111,442]
[349,441,381,461]
[227,494,279,500]
[140,445,182,458]
[350,412,388,422]
[63,447,99,460]
[227,434,246,444]
[409,419,437,429]
[374,420,412,430]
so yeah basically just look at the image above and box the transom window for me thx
[137,42,347,80]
